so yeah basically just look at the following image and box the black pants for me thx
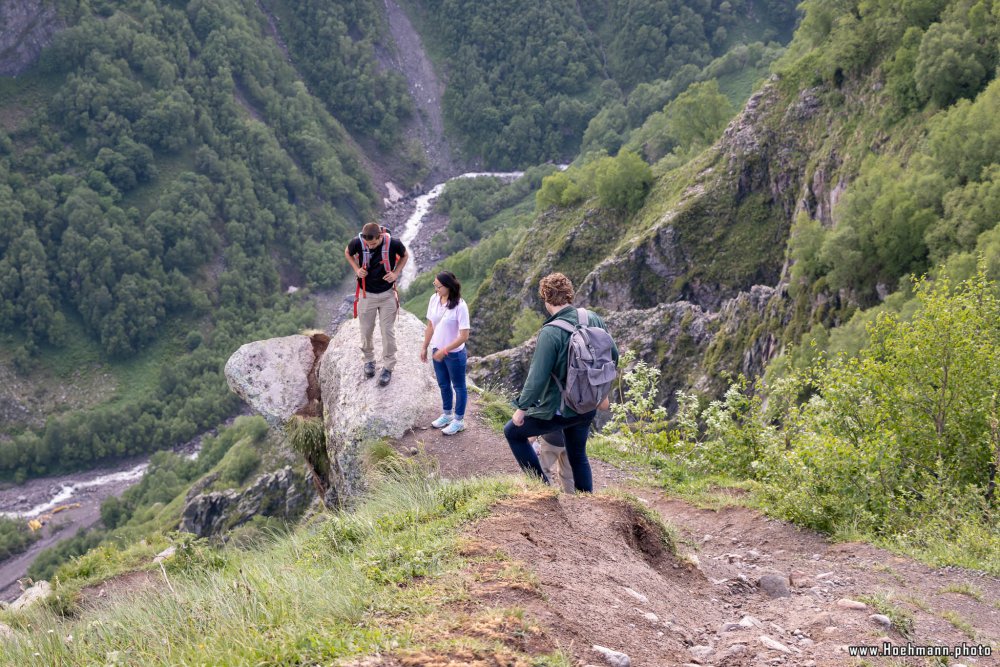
[503,410,596,492]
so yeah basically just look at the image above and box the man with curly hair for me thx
[504,272,618,492]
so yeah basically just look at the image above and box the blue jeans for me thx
[432,348,467,418]
[503,410,596,492]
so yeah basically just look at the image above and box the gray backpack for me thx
[545,308,618,413]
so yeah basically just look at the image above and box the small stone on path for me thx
[592,644,631,667]
[759,573,791,598]
[870,613,892,629]
[836,598,867,610]
[623,587,648,604]
[688,645,713,660]
[759,635,793,653]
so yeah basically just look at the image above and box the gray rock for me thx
[721,622,743,632]
[9,580,52,612]
[0,0,65,76]
[688,645,713,660]
[759,573,791,598]
[592,644,631,667]
[227,313,439,507]
[0,622,14,640]
[225,335,318,427]
[759,635,792,653]
[623,587,649,604]
[153,546,176,563]
[739,615,762,628]
[836,598,867,610]
[870,613,892,630]
[717,644,748,660]
[180,466,310,537]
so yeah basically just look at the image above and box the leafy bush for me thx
[670,267,1000,567]
[608,350,668,457]
[0,517,40,561]
[595,150,653,214]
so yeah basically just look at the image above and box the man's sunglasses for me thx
[361,234,379,241]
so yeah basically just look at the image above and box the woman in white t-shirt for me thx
[420,271,471,435]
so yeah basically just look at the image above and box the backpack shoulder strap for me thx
[577,308,589,327]
[359,233,372,268]
[543,319,576,334]
[381,231,392,270]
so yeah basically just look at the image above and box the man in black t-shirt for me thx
[344,222,408,386]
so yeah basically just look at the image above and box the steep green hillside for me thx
[473,0,999,400]
[408,0,799,166]
[0,0,383,478]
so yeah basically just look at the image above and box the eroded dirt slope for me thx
[389,399,1000,666]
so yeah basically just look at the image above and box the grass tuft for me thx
[937,582,984,601]
[859,591,915,639]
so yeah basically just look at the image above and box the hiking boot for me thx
[378,368,392,387]
[363,361,376,379]
[431,414,454,429]
[441,419,465,435]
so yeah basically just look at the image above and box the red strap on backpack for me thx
[353,230,398,318]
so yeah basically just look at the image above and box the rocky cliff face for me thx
[469,77,854,403]
[0,0,65,76]
[470,285,787,411]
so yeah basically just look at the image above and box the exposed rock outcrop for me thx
[471,288,786,412]
[180,466,310,538]
[8,580,51,612]
[224,311,438,508]
[0,0,65,76]
[318,312,440,500]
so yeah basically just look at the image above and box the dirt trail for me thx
[394,397,1000,666]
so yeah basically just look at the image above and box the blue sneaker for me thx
[442,419,465,436]
[431,414,453,429]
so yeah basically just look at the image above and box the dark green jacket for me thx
[513,306,619,419]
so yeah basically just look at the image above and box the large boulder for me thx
[225,334,323,426]
[318,311,440,499]
[224,311,438,507]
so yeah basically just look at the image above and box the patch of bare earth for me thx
[385,398,1000,666]
[78,570,160,611]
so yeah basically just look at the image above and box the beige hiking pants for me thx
[358,289,398,370]
[538,441,575,493]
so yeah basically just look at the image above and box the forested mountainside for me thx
[0,0,384,478]
[408,0,798,166]
[0,0,797,481]
[472,0,1000,404]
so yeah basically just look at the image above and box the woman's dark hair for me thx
[437,271,461,309]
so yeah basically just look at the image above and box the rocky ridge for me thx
[0,0,65,76]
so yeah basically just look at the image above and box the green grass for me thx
[120,148,198,218]
[0,68,64,134]
[0,467,551,665]
[2,307,191,427]
[716,65,769,109]
[472,384,515,433]
[938,610,976,639]
[938,582,984,601]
